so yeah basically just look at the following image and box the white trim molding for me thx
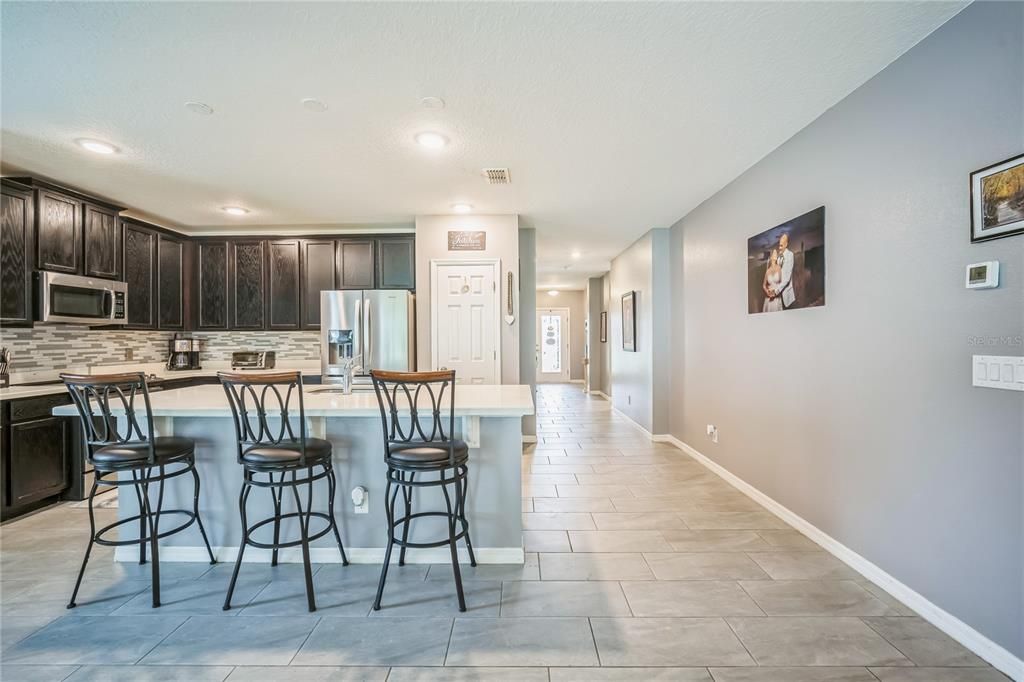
[116,546,524,565]
[611,404,654,439]
[522,434,537,444]
[589,390,611,400]
[656,434,1023,681]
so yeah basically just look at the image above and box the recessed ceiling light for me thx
[420,96,446,110]
[221,206,250,216]
[76,138,118,155]
[301,97,328,112]
[571,251,582,260]
[547,290,559,297]
[414,132,448,149]
[451,203,473,214]
[184,101,214,115]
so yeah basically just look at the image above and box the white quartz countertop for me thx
[0,362,321,401]
[52,383,535,418]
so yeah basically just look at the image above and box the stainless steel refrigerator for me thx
[320,290,415,384]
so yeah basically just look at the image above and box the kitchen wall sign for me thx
[448,230,487,251]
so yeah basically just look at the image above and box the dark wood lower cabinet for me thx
[8,417,69,509]
[1,395,72,520]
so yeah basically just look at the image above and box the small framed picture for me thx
[621,291,636,352]
[971,153,1024,243]
[600,312,607,343]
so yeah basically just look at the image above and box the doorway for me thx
[536,307,570,383]
[430,259,501,384]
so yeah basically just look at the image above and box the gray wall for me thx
[519,228,538,438]
[600,273,612,396]
[586,276,605,393]
[608,229,671,432]
[414,214,521,384]
[669,1,1023,657]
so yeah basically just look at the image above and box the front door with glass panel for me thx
[536,308,570,383]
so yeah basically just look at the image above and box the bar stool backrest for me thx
[218,370,309,464]
[369,369,457,462]
[61,372,157,465]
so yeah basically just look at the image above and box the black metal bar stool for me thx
[370,369,476,612]
[218,370,349,613]
[61,372,216,609]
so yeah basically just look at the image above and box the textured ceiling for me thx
[1,1,966,288]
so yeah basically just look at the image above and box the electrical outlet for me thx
[706,424,718,443]
[351,486,369,514]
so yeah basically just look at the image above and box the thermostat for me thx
[966,261,999,289]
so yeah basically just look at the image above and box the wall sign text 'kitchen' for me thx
[448,230,487,251]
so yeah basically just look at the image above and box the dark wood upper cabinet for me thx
[122,223,157,329]
[337,239,375,289]
[300,240,336,329]
[158,235,184,330]
[0,182,35,326]
[376,237,415,290]
[83,203,120,279]
[230,240,266,330]
[197,241,229,330]
[36,189,81,274]
[267,239,300,330]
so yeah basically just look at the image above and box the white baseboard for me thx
[115,545,524,565]
[589,390,610,400]
[522,435,537,444]
[659,434,1023,681]
[569,379,584,384]
[610,404,655,438]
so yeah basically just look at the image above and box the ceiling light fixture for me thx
[414,132,448,149]
[547,290,559,297]
[221,206,250,216]
[76,138,118,155]
[301,97,328,112]
[184,101,214,115]
[451,203,473,214]
[571,251,582,260]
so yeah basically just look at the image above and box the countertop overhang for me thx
[51,383,535,418]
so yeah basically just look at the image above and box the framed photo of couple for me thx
[747,206,826,315]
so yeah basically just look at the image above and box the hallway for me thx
[521,383,1005,680]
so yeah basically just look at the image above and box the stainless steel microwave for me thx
[37,272,127,325]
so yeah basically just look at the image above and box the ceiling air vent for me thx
[482,168,510,185]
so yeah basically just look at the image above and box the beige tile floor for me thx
[0,384,1007,681]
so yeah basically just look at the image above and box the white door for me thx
[431,261,500,384]
[536,308,570,383]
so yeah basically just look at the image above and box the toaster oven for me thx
[230,351,276,370]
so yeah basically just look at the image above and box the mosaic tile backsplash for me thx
[0,325,321,374]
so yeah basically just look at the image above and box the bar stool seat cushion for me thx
[387,439,469,468]
[241,437,332,465]
[92,436,194,464]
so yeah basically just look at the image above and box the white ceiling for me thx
[1,1,965,289]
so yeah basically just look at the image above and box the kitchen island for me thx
[54,383,534,564]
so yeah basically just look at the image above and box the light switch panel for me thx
[973,355,1024,391]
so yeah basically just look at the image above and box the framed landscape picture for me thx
[622,291,636,352]
[971,153,1024,243]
